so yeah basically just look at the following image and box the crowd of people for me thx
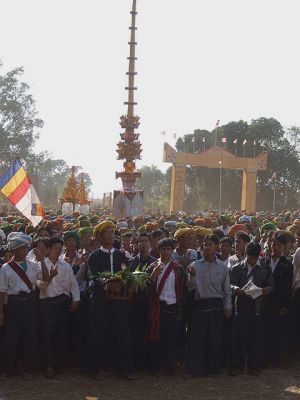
[0,208,300,381]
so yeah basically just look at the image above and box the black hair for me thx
[48,237,64,248]
[157,238,176,250]
[32,238,50,249]
[220,237,232,246]
[37,225,53,237]
[137,232,150,242]
[160,228,169,238]
[204,234,220,246]
[245,242,261,257]
[212,229,225,240]
[151,229,164,239]
[235,232,251,243]
[272,232,288,246]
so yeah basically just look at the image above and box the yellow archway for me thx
[163,143,268,212]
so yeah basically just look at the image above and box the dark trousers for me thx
[148,302,178,373]
[264,310,287,365]
[70,294,89,367]
[286,289,300,356]
[0,305,6,374]
[39,296,70,370]
[87,298,133,374]
[223,314,234,368]
[232,312,264,370]
[177,290,194,364]
[187,309,224,375]
[3,295,36,375]
[130,298,148,370]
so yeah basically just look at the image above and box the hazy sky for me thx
[1,0,299,197]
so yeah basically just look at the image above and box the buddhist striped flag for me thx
[0,159,44,227]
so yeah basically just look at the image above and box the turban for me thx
[78,215,89,222]
[220,214,231,223]
[250,216,260,226]
[63,231,80,246]
[176,222,188,229]
[164,221,177,229]
[93,221,115,237]
[79,220,91,228]
[239,215,251,223]
[7,232,32,250]
[63,223,75,231]
[116,221,128,229]
[174,228,195,240]
[0,224,14,233]
[261,223,277,233]
[145,222,160,232]
[78,227,93,237]
[193,227,212,237]
[228,224,248,238]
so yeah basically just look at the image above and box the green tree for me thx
[0,65,43,170]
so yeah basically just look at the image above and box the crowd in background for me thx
[0,208,300,381]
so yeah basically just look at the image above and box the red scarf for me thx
[8,260,33,292]
[145,260,183,343]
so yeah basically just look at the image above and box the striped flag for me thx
[0,159,44,227]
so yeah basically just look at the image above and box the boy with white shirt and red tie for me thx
[146,238,186,376]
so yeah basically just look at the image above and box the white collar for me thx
[100,246,115,254]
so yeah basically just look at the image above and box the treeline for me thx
[0,64,91,207]
[139,118,300,213]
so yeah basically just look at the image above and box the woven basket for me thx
[104,279,133,301]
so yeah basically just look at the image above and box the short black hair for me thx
[48,237,64,248]
[212,229,225,240]
[157,238,176,250]
[272,232,288,245]
[235,232,251,243]
[137,232,150,242]
[32,238,49,249]
[151,229,164,239]
[220,237,232,246]
[204,234,220,246]
[245,242,261,257]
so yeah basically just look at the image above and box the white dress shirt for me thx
[156,260,176,305]
[270,257,279,274]
[0,259,42,295]
[39,258,80,301]
[293,248,300,289]
[100,246,115,274]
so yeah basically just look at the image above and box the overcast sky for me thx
[1,0,299,197]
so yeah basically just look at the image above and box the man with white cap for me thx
[0,232,49,380]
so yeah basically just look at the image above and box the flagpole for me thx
[219,153,222,214]
[272,176,276,213]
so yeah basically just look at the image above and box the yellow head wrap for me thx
[174,227,194,240]
[193,227,212,237]
[93,221,115,237]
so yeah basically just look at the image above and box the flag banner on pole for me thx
[192,136,195,143]
[222,138,227,143]
[213,120,220,131]
[233,138,237,144]
[202,137,206,142]
[0,159,44,227]
[243,139,247,145]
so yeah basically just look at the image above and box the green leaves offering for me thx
[94,269,149,294]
